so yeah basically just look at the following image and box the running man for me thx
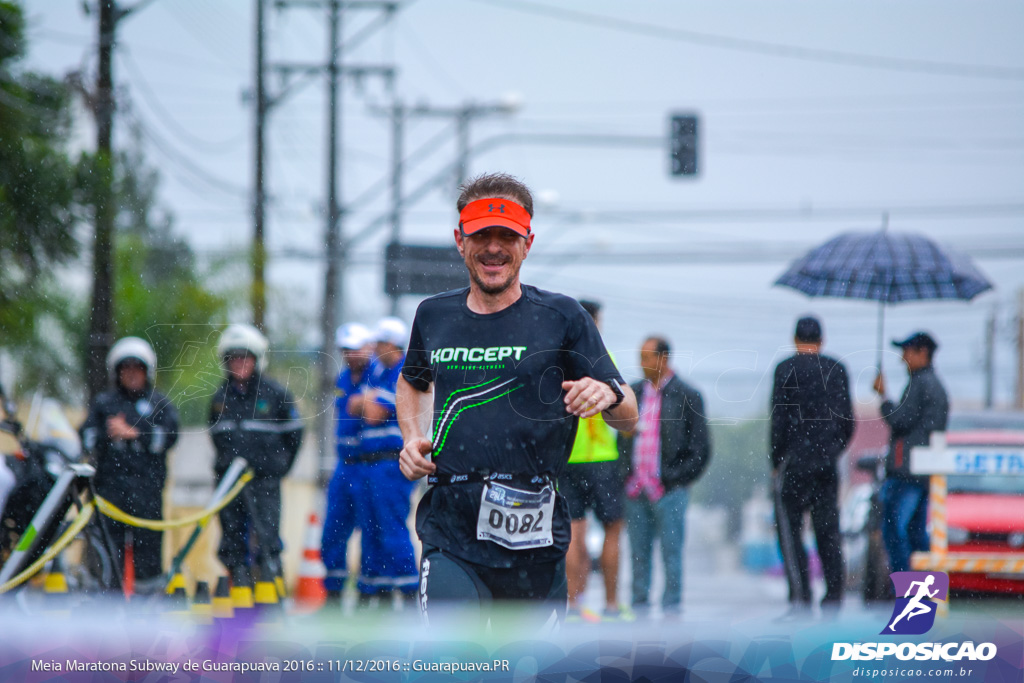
[888,574,939,631]
[397,172,639,625]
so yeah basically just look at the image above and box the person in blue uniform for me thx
[321,322,374,606]
[355,317,419,603]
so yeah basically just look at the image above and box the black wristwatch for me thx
[605,378,626,409]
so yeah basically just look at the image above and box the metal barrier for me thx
[0,457,252,595]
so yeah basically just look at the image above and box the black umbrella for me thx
[775,223,993,367]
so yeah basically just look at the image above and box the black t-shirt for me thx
[402,285,624,568]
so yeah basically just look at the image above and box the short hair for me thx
[645,336,671,356]
[794,316,823,344]
[578,299,601,321]
[457,172,534,217]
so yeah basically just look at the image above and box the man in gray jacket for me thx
[873,332,949,573]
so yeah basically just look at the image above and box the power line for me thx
[29,27,243,74]
[344,118,457,212]
[551,202,1024,223]
[344,201,1024,224]
[194,240,1024,265]
[160,0,247,72]
[473,0,1024,82]
[118,47,246,153]
[520,92,1024,115]
[120,101,249,198]
[394,17,467,98]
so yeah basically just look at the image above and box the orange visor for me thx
[459,198,531,237]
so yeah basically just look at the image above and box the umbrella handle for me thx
[876,300,885,376]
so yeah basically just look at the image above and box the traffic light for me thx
[670,113,699,177]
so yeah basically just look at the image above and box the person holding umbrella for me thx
[872,332,949,573]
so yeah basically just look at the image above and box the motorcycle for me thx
[840,448,892,602]
[0,392,83,571]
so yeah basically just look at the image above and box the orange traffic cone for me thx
[293,513,327,612]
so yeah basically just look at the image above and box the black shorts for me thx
[559,460,623,524]
[418,545,567,625]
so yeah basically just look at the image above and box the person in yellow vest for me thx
[562,300,629,621]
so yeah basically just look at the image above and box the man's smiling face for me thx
[455,225,534,296]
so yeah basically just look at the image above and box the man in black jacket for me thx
[873,332,948,572]
[81,337,179,593]
[620,336,710,618]
[209,324,304,585]
[770,316,854,614]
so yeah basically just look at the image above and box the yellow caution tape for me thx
[94,471,253,530]
[0,471,253,593]
[0,502,95,594]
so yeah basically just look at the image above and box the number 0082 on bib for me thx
[476,482,556,550]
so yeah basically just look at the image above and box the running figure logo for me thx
[882,571,949,635]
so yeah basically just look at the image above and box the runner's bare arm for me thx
[397,375,436,480]
[561,377,638,432]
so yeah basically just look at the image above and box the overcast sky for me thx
[21,0,1024,417]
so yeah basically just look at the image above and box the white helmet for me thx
[374,317,408,348]
[107,337,157,384]
[217,324,269,372]
[336,322,372,350]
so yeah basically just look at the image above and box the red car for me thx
[942,412,1024,595]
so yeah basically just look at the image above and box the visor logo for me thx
[488,203,505,213]
[883,571,948,635]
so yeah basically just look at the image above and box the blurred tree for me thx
[1,3,235,423]
[692,418,771,540]
[0,2,79,366]
[102,138,230,425]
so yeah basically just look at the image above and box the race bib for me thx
[476,482,555,550]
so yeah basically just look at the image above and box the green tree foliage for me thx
[0,1,78,351]
[1,4,229,416]
[104,141,229,425]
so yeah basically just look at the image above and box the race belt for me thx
[427,471,553,489]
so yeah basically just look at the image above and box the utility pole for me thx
[404,100,520,193]
[374,98,517,314]
[253,0,396,333]
[252,0,268,330]
[273,0,397,484]
[85,0,150,401]
[320,0,343,485]
[1017,289,1024,410]
[387,100,404,315]
[984,304,996,409]
[455,106,471,189]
